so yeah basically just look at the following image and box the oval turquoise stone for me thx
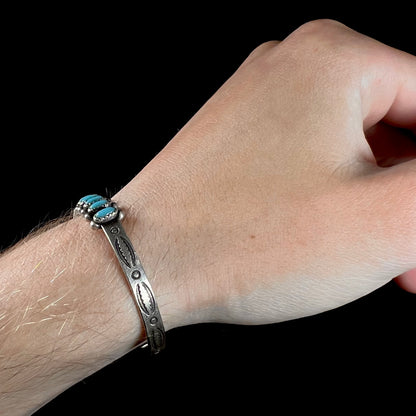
[89,199,109,211]
[95,206,116,219]
[84,195,103,206]
[80,194,101,203]
[93,205,118,224]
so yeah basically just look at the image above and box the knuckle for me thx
[253,40,281,53]
[243,19,354,74]
[294,19,347,36]
[243,40,280,65]
[287,18,354,56]
[281,19,360,83]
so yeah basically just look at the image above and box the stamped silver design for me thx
[137,281,156,316]
[73,194,166,354]
[115,236,136,268]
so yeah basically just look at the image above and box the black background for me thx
[2,3,415,414]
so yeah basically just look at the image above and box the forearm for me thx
[0,215,145,414]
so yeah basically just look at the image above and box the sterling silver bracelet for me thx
[74,194,166,355]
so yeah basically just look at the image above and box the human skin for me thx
[0,20,415,414]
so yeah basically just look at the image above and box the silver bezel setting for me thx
[74,196,123,229]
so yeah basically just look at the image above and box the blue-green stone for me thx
[89,199,109,211]
[95,206,116,219]
[80,194,100,203]
[84,195,102,206]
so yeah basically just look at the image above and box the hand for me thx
[2,20,415,414]
[117,19,416,329]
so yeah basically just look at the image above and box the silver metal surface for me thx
[74,195,166,354]
[101,220,166,354]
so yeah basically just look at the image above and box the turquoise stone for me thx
[80,194,100,203]
[89,199,109,211]
[95,206,116,219]
[84,195,102,206]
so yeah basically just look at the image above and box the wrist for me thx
[113,187,187,331]
[116,172,219,331]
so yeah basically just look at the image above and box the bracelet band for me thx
[74,194,166,355]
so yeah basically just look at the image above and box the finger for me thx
[358,37,416,131]
[365,122,416,167]
[278,20,416,166]
[285,20,416,132]
[395,269,416,293]
[348,26,416,291]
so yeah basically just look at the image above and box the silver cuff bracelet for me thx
[74,194,166,355]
